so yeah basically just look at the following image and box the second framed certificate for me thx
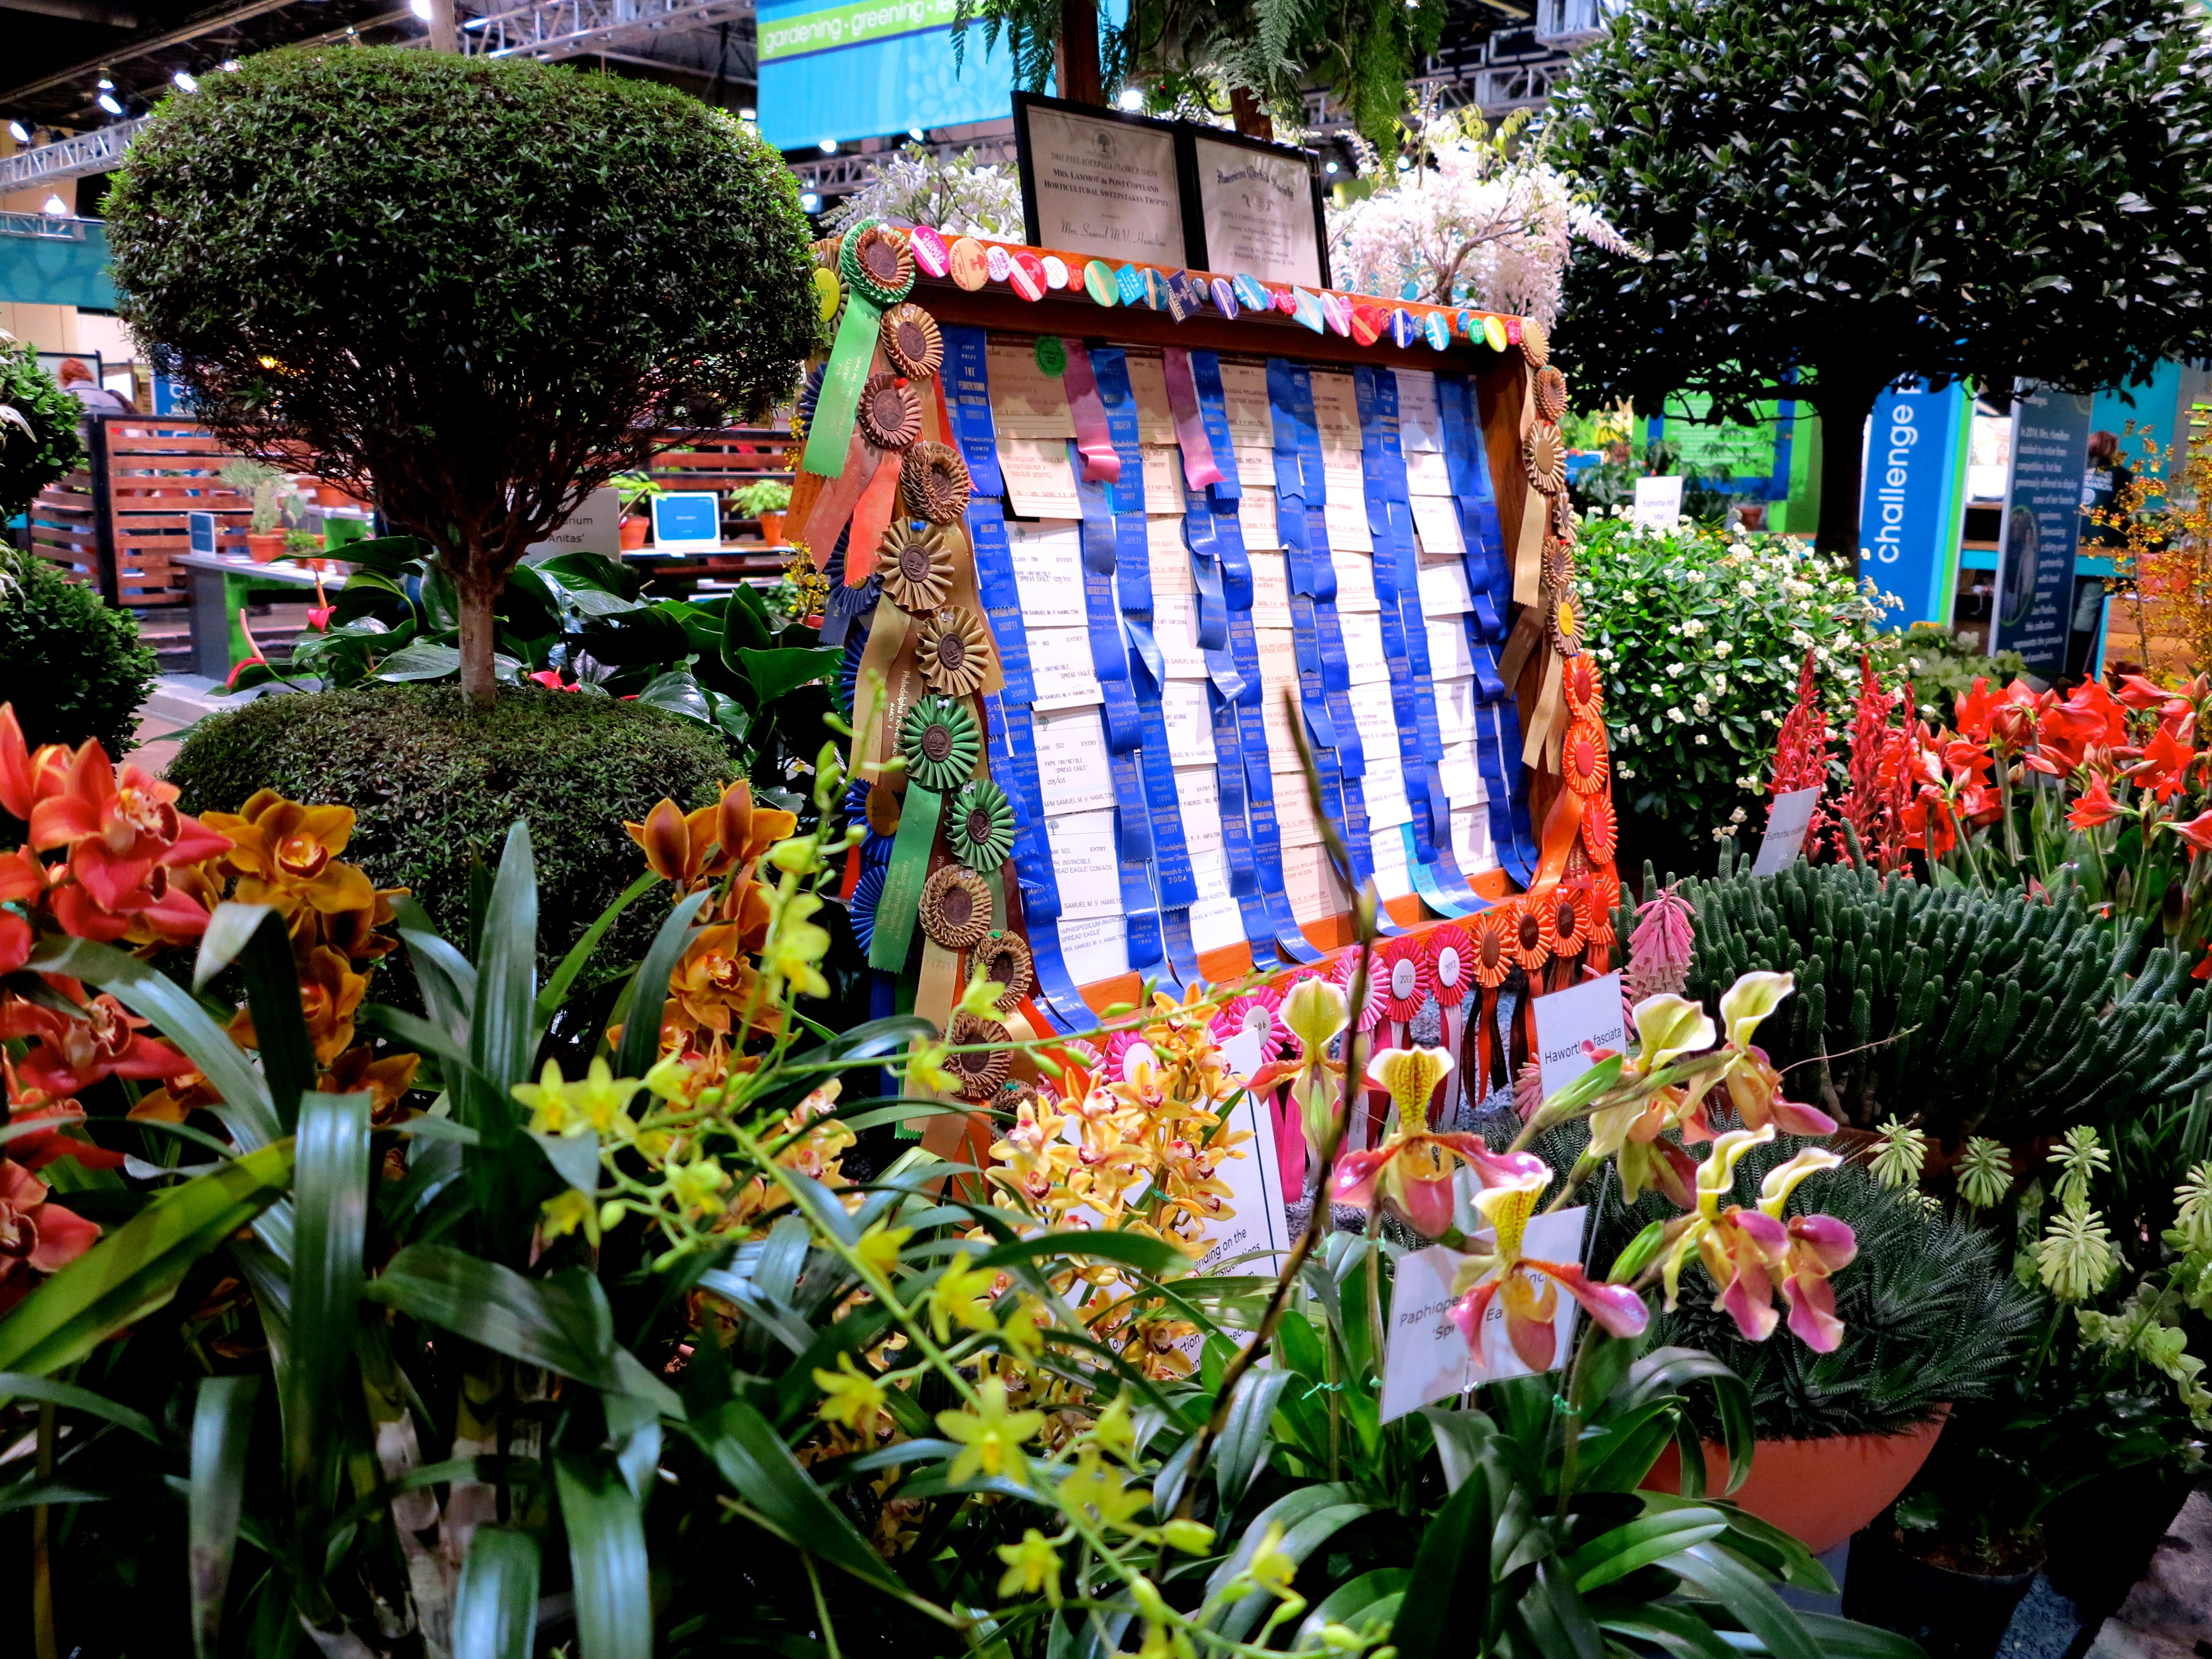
[1183,127,1329,289]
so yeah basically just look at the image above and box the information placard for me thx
[1014,94,1186,267]
[1185,130,1327,288]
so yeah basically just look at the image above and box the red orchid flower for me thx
[0,1069,126,1173]
[0,706,70,823]
[0,1157,100,1314]
[0,982,190,1097]
[22,742,231,929]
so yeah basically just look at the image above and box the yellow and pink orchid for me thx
[1658,1126,1857,1350]
[1447,1158,1651,1372]
[1330,1047,1531,1236]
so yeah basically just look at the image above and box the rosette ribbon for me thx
[868,693,979,973]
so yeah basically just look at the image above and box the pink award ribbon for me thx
[1059,338,1121,483]
[1161,347,1225,488]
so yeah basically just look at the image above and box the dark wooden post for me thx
[1056,0,1102,105]
[1231,87,1273,139]
[86,412,119,607]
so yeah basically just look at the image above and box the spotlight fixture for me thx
[172,69,199,93]
[409,0,431,16]
[818,138,836,153]
[800,192,820,212]
[43,194,67,215]
[908,126,925,141]
[97,93,124,116]
[1325,161,1338,174]
[97,72,114,89]
[1116,87,1142,110]
[7,121,28,145]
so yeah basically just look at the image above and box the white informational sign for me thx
[651,491,721,552]
[1189,133,1324,289]
[1380,1208,1591,1422]
[1633,474,1685,529]
[1173,1088,1295,1364]
[1751,785,1822,876]
[525,486,622,558]
[1531,972,1627,1101]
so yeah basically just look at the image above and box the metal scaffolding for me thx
[453,0,757,64]
[0,118,152,190]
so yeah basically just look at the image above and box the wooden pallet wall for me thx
[26,416,255,607]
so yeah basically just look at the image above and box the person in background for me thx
[55,355,135,417]
[2082,429,2131,546]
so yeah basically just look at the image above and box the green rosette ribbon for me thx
[801,218,916,480]
[868,694,978,972]
[946,780,1015,873]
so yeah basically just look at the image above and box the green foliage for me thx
[0,338,83,518]
[0,547,159,763]
[1870,622,2029,726]
[1575,515,1890,876]
[952,0,1441,147]
[104,46,816,694]
[1580,1130,2040,1440]
[1552,0,2212,557]
[733,479,792,517]
[1666,859,2212,1140]
[165,684,736,980]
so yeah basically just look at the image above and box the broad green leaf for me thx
[1516,1558,1604,1659]
[1388,1459,1493,1659]
[611,887,712,1079]
[236,907,317,1135]
[555,1452,651,1659]
[192,902,280,991]
[27,936,279,1150]
[364,1245,679,1415]
[720,585,774,660]
[453,1525,541,1659]
[1293,1568,1408,1650]
[1212,1498,1373,1641]
[1213,1368,1291,1513]
[633,667,711,724]
[286,1091,371,1511]
[333,533,432,572]
[0,1371,162,1443]
[575,607,692,666]
[735,646,840,705]
[0,1142,294,1376]
[1565,1506,1730,1591]
[472,821,540,1097]
[190,1374,259,1659]
[1665,1543,1822,1659]
[1793,1611,1935,1659]
[372,639,464,681]
[971,1230,1184,1279]
[695,1395,948,1618]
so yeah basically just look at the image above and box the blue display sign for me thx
[757,0,1024,150]
[1859,379,1970,627]
[1992,388,2095,678]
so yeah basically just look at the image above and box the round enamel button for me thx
[984,242,1012,283]
[948,237,989,291]
[1211,276,1238,318]
[1084,259,1120,305]
[1042,254,1069,290]
[909,226,949,279]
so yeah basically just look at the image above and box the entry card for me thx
[1248,549,1292,625]
[1409,491,1464,553]
[1177,763,1223,857]
[1379,1209,1592,1422]
[1027,629,1104,711]
[1059,914,1127,985]
[1163,680,1213,765]
[1141,445,1181,505]
[1395,371,1443,454]
[1282,840,1348,925]
[1332,547,1379,612]
[1452,804,1495,873]
[1752,786,1822,876]
[1405,450,1454,499]
[987,342,1076,438]
[1171,1089,1296,1362]
[1042,808,1121,919]
[1008,519,1085,626]
[1219,362,1274,447]
[1034,706,1115,811]
[1417,557,1473,617]
[1369,825,1414,901]
[1340,610,1390,685]
[1324,499,1374,555]
[1240,486,1282,551]
[1531,972,1627,1100]
[1000,438,1082,518]
[1124,354,1176,446]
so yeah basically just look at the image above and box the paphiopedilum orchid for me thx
[1658,1126,1857,1350]
[1281,975,1349,1171]
[1330,1047,1528,1236]
[1447,1156,1650,1371]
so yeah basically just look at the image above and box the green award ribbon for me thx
[802,218,915,480]
[868,694,978,972]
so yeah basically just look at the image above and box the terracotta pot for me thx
[620,514,650,550]
[758,510,786,546]
[1642,1409,1949,1555]
[244,531,287,564]
[315,483,361,508]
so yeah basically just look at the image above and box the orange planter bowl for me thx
[1643,1410,1949,1556]
[244,531,288,564]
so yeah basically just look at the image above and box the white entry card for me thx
[1174,1091,1295,1362]
[1531,972,1627,1101]
[1752,786,1822,876]
[1380,1208,1592,1423]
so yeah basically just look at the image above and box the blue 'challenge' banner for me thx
[758,0,1022,149]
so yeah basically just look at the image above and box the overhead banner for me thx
[1859,378,1970,629]
[757,0,1024,150]
[1992,387,2094,678]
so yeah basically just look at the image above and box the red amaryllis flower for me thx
[2168,810,2212,853]
[2069,774,2124,831]
[2115,672,2175,711]
[1953,677,1997,742]
[2126,719,2198,802]
[1424,924,1471,1010]
[0,982,189,1097]
[1901,787,1957,856]
[0,1157,100,1314]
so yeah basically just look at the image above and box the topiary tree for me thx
[104,47,816,703]
[0,336,84,519]
[1551,0,2212,566]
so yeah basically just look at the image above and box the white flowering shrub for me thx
[1574,513,1894,875]
[1327,109,1641,327]
[825,144,1022,237]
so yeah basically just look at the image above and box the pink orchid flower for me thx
[1660,1127,1857,1351]
[1447,1162,1650,1372]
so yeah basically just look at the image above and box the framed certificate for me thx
[1183,126,1328,288]
[1012,92,1189,268]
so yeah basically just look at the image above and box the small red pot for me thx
[758,510,786,546]
[620,515,650,550]
[1642,1409,1949,1555]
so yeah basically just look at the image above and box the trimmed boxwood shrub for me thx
[0,547,159,761]
[167,684,736,976]
[1,339,83,518]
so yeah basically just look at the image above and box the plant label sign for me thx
[1380,1208,1592,1422]
[1170,1080,1294,1367]
[1750,785,1821,876]
[1531,972,1626,1100]
[1633,474,1685,528]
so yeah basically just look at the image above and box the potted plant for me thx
[613,468,663,548]
[1582,1130,2040,1554]
[220,456,287,561]
[736,477,792,545]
